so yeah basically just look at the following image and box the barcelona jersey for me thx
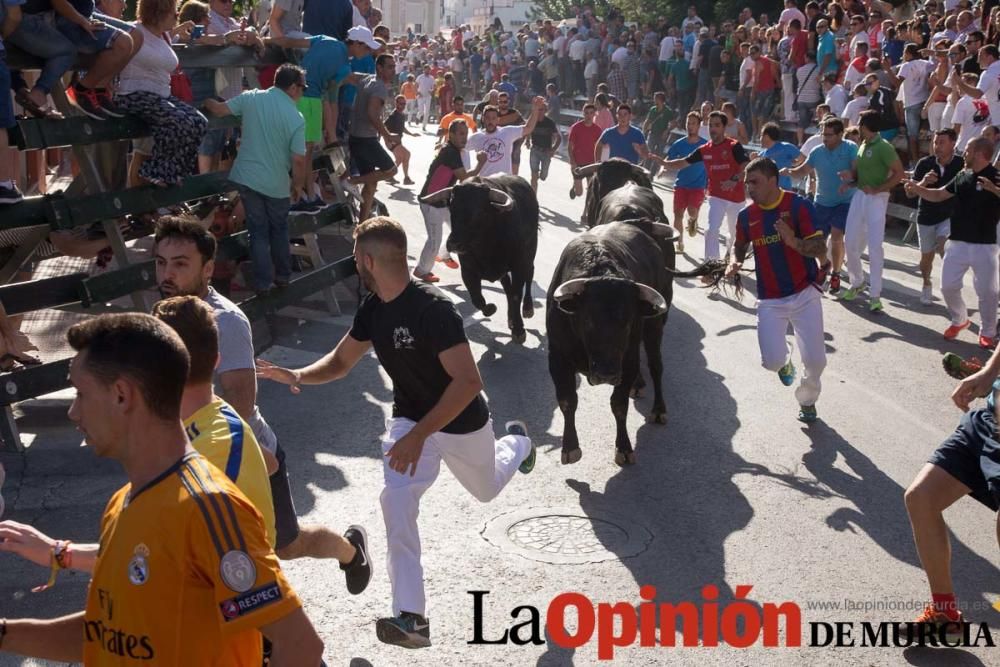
[83,452,300,665]
[736,191,825,300]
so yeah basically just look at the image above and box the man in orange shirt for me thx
[0,313,323,666]
[436,94,477,139]
[401,73,418,125]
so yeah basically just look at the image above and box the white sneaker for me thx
[920,284,933,305]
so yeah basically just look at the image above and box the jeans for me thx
[3,12,76,94]
[238,185,292,291]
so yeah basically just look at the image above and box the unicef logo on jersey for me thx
[483,137,506,163]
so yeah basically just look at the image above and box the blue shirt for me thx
[762,141,802,189]
[805,139,858,206]
[341,54,375,106]
[498,81,517,97]
[302,0,353,40]
[683,32,696,58]
[598,125,646,164]
[816,31,837,74]
[301,36,352,99]
[470,53,483,74]
[667,135,707,188]
[227,87,307,199]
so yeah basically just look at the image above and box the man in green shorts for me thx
[642,91,675,176]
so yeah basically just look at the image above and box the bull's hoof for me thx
[630,386,643,398]
[561,448,582,464]
[511,329,527,344]
[648,411,667,424]
[481,303,498,317]
[522,304,534,319]
[614,450,637,466]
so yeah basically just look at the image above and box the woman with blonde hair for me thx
[116,0,208,186]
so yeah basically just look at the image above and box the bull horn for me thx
[635,282,668,317]
[488,188,514,211]
[648,222,676,240]
[552,278,589,301]
[419,187,453,207]
[573,163,599,179]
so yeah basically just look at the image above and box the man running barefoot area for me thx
[257,217,535,649]
[728,157,828,423]
[839,110,905,313]
[659,110,750,261]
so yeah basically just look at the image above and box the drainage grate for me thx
[482,507,652,564]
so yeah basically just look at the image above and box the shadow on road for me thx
[903,646,987,666]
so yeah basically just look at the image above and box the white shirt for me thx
[953,95,989,152]
[843,63,865,92]
[801,133,824,157]
[825,84,848,116]
[898,58,932,107]
[842,97,870,126]
[850,31,869,54]
[584,58,598,78]
[659,36,676,62]
[416,73,436,96]
[352,5,365,29]
[611,46,628,68]
[118,24,177,97]
[553,34,566,56]
[795,63,822,104]
[739,56,754,88]
[682,16,703,31]
[779,8,806,27]
[978,59,1000,132]
[569,38,586,61]
[467,125,525,177]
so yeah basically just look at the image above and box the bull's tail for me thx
[667,260,745,300]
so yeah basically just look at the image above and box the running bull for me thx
[546,219,723,466]
[420,174,538,344]
[574,158,657,228]
[592,181,674,269]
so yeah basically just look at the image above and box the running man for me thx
[665,111,708,254]
[839,109,905,312]
[595,103,651,164]
[152,218,368,577]
[782,116,858,294]
[728,157,828,422]
[349,53,400,223]
[907,128,964,305]
[467,96,544,178]
[385,94,417,185]
[659,110,751,260]
[905,136,1000,349]
[567,103,602,208]
[904,339,1000,633]
[257,217,535,649]
[0,313,323,664]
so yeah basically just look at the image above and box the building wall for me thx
[375,0,439,36]
[445,0,534,33]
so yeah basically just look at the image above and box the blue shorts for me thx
[199,127,231,156]
[928,409,1000,511]
[814,202,850,233]
[879,128,898,141]
[0,56,13,130]
[56,15,123,53]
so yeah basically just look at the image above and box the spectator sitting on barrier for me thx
[0,1,78,119]
[0,29,23,205]
[115,0,208,187]
[206,64,308,294]
[52,0,138,120]
[268,30,371,212]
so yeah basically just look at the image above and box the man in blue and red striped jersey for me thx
[727,157,830,423]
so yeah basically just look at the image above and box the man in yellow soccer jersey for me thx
[0,313,323,665]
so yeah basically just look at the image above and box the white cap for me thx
[347,25,380,50]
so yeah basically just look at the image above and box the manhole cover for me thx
[482,507,652,564]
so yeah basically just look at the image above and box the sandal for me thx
[14,89,64,120]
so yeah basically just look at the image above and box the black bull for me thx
[546,220,725,466]
[419,175,538,344]
[575,158,656,228]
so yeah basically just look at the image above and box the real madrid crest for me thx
[128,543,150,586]
[220,550,257,593]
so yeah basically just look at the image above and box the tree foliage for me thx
[530,0,779,27]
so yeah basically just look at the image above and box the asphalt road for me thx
[2,131,999,666]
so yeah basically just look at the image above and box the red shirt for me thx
[790,32,808,68]
[568,121,603,166]
[685,139,750,202]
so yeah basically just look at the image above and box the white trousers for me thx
[927,101,946,133]
[380,416,531,616]
[405,98,418,124]
[940,240,1000,338]
[416,203,451,275]
[844,189,889,297]
[705,196,743,260]
[758,286,827,407]
[417,94,432,126]
[782,73,796,121]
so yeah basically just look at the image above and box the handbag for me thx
[163,34,194,102]
[792,64,818,112]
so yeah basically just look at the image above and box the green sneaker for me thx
[942,352,984,380]
[869,297,884,313]
[798,405,818,423]
[778,360,796,386]
[506,420,535,473]
[840,283,866,301]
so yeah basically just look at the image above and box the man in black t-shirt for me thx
[906,137,1000,349]
[526,99,562,191]
[257,217,535,650]
[385,95,418,185]
[907,128,964,305]
[413,119,486,282]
